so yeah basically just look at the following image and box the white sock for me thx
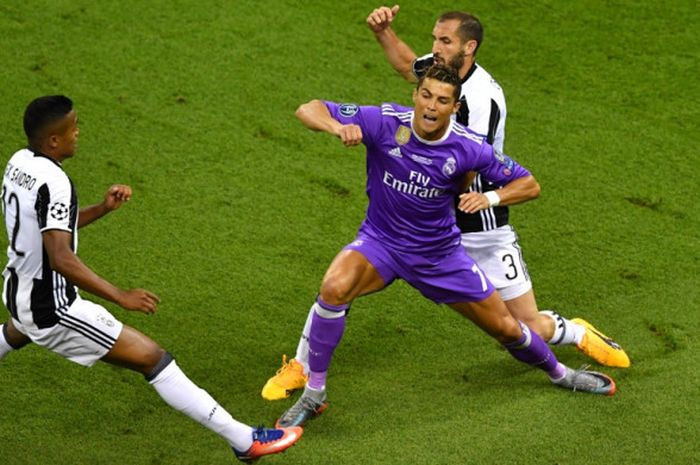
[294,305,315,373]
[540,310,586,346]
[0,325,14,360]
[149,359,253,452]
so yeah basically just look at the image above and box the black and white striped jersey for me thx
[2,148,78,330]
[414,54,509,232]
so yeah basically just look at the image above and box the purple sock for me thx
[307,298,348,389]
[308,371,327,389]
[504,322,565,378]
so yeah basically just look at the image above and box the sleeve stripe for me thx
[34,183,50,229]
[486,99,501,146]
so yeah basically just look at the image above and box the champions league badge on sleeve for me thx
[49,202,69,221]
[339,104,359,117]
[394,125,411,145]
[493,149,515,175]
[442,157,457,176]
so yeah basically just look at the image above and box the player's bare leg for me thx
[276,250,386,426]
[102,324,164,373]
[263,249,387,401]
[449,294,616,395]
[503,290,554,339]
[503,289,629,368]
[319,249,388,306]
[450,293,528,342]
[103,325,302,461]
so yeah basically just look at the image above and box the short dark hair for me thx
[416,64,462,102]
[23,95,73,143]
[438,11,483,55]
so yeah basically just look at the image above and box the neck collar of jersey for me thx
[28,147,63,167]
[410,114,454,145]
[461,62,478,83]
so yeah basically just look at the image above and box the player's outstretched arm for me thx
[42,229,160,314]
[295,100,363,147]
[458,175,540,214]
[78,184,132,228]
[367,5,418,82]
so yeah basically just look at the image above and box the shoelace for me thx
[275,355,296,376]
[589,328,623,350]
[252,426,284,444]
[569,365,603,392]
[284,395,322,420]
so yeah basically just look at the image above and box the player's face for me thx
[52,110,80,159]
[412,78,460,140]
[431,19,476,74]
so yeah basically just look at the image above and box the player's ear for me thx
[47,134,59,149]
[412,87,419,104]
[464,39,477,56]
[453,100,461,114]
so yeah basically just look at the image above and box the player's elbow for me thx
[48,254,69,276]
[294,102,308,120]
[397,65,418,83]
[528,177,541,200]
[47,248,76,277]
[295,100,322,121]
[401,70,418,83]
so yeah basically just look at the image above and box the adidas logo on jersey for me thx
[388,147,403,158]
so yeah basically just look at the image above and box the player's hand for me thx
[103,184,132,211]
[336,124,363,146]
[458,192,490,213]
[117,289,160,314]
[367,5,400,33]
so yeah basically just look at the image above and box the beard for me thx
[446,52,465,73]
[433,52,465,73]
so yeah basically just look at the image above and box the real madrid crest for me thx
[442,157,457,176]
[395,125,411,146]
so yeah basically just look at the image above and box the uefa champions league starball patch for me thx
[493,149,514,168]
[339,104,359,117]
[493,149,515,175]
[49,202,69,221]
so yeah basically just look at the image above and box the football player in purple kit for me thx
[263,5,628,404]
[275,65,616,429]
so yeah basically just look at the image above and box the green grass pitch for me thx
[0,1,698,464]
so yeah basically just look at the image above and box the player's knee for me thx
[490,317,523,344]
[3,321,31,349]
[143,345,167,372]
[319,277,353,306]
[145,350,174,382]
[525,314,553,341]
[515,312,545,335]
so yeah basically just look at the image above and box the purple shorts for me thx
[344,233,495,304]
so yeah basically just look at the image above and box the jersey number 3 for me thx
[502,253,518,280]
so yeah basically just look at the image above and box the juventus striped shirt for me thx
[2,148,78,330]
[414,55,509,233]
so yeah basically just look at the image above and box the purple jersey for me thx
[325,101,531,256]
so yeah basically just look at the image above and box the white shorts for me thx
[460,225,532,301]
[13,296,123,367]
